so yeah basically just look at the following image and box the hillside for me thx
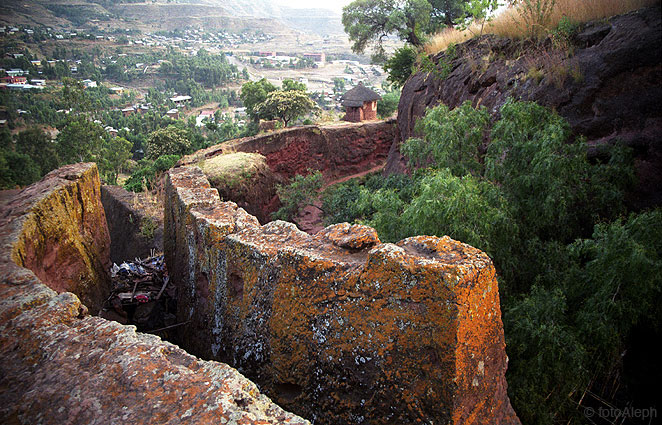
[0,0,344,37]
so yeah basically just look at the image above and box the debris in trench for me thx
[99,253,179,336]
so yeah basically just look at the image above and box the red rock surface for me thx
[180,120,396,180]
[0,163,310,425]
[165,165,521,425]
[3,163,111,313]
[178,121,396,225]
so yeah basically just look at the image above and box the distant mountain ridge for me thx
[0,0,344,36]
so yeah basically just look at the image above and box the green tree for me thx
[0,150,41,189]
[342,0,432,60]
[428,0,468,28]
[403,100,489,176]
[273,170,324,221]
[506,209,662,424]
[124,154,181,193]
[145,126,191,160]
[333,77,346,95]
[15,127,59,177]
[383,45,418,87]
[61,77,90,112]
[56,115,107,164]
[486,99,632,242]
[364,168,518,258]
[457,0,500,36]
[377,89,400,118]
[100,137,132,184]
[240,78,277,122]
[253,90,318,127]
[282,79,307,92]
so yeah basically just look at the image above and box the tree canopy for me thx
[253,90,318,127]
[145,126,191,160]
[342,0,468,60]
[240,78,277,122]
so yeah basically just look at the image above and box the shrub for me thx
[124,154,180,193]
[145,126,191,160]
[383,45,418,87]
[0,150,41,189]
[403,100,489,176]
[377,90,400,119]
[272,170,323,221]
[486,99,632,242]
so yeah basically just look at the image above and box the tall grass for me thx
[425,0,660,53]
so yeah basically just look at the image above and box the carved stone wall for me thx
[165,165,520,425]
[0,163,309,425]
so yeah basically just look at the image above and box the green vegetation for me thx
[240,78,278,122]
[377,89,400,119]
[322,99,657,424]
[158,48,238,89]
[139,216,158,239]
[273,170,324,221]
[124,154,180,193]
[253,90,318,127]
[383,46,418,87]
[403,100,487,175]
[145,126,191,160]
[342,0,469,60]
[241,79,318,126]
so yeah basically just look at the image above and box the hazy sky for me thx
[272,0,353,13]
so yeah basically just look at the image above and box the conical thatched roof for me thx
[342,83,381,107]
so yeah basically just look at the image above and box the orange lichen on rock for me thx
[7,163,111,313]
[0,163,310,425]
[166,165,520,425]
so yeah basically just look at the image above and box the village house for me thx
[1,76,27,84]
[104,126,118,137]
[170,95,192,107]
[121,106,135,117]
[303,53,326,65]
[165,108,179,120]
[196,109,215,127]
[341,83,381,122]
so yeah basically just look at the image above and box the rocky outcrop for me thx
[3,164,111,313]
[165,165,520,425]
[179,121,396,223]
[0,163,309,425]
[101,185,164,264]
[198,152,281,224]
[392,6,662,208]
[180,120,396,180]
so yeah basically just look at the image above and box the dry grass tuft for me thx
[425,0,660,53]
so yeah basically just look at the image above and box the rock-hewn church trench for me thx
[0,122,520,424]
[3,8,661,422]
